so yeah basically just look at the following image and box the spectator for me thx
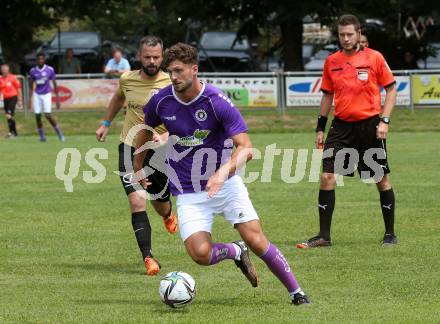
[360,34,369,48]
[104,47,130,78]
[402,51,418,70]
[59,48,81,74]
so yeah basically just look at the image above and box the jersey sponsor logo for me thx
[357,70,369,81]
[163,116,176,121]
[195,109,207,121]
[177,129,210,147]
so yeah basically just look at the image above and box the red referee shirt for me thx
[321,47,395,122]
[0,74,21,99]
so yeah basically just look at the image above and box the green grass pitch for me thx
[1,110,439,323]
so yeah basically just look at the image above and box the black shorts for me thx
[118,143,170,201]
[3,96,17,116]
[322,115,390,180]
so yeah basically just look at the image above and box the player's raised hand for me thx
[140,178,152,189]
[132,168,152,189]
[376,122,388,139]
[95,125,109,142]
[206,172,226,198]
[315,131,325,149]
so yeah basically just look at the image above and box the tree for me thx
[0,1,63,69]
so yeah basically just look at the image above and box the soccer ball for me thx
[159,271,196,308]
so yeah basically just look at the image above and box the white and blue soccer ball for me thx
[159,271,196,308]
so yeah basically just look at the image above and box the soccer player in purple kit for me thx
[134,43,310,306]
[29,53,65,142]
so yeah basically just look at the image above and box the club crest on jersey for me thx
[195,109,207,121]
[357,70,368,81]
[177,129,210,146]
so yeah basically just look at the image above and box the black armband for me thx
[315,115,328,132]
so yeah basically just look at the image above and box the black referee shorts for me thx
[3,96,17,116]
[118,143,170,202]
[322,115,390,180]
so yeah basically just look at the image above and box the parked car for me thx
[417,43,440,69]
[304,44,339,71]
[197,31,258,72]
[23,32,115,73]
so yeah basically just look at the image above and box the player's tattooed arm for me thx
[95,92,125,141]
[133,128,154,188]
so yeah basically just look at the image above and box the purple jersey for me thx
[144,83,248,195]
[29,65,56,95]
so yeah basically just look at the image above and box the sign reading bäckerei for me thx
[200,77,278,108]
[285,76,411,107]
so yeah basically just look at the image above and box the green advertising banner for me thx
[200,77,278,107]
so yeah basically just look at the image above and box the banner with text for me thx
[412,74,440,105]
[285,76,411,107]
[52,79,119,109]
[200,76,278,108]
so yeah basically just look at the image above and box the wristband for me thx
[102,120,111,127]
[315,115,328,132]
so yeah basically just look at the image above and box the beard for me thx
[173,79,192,93]
[142,64,160,76]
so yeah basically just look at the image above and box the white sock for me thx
[232,243,241,261]
[289,288,304,299]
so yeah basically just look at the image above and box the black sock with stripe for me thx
[318,189,335,240]
[380,189,395,235]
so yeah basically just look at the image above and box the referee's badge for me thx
[357,70,369,81]
[195,109,207,121]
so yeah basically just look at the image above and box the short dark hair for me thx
[112,47,122,54]
[36,52,45,58]
[338,14,361,31]
[163,43,198,68]
[138,35,163,51]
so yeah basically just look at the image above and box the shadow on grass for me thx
[74,298,155,306]
[56,262,144,275]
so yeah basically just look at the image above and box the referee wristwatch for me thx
[380,117,390,124]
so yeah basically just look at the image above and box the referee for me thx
[297,14,398,248]
[0,63,22,137]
